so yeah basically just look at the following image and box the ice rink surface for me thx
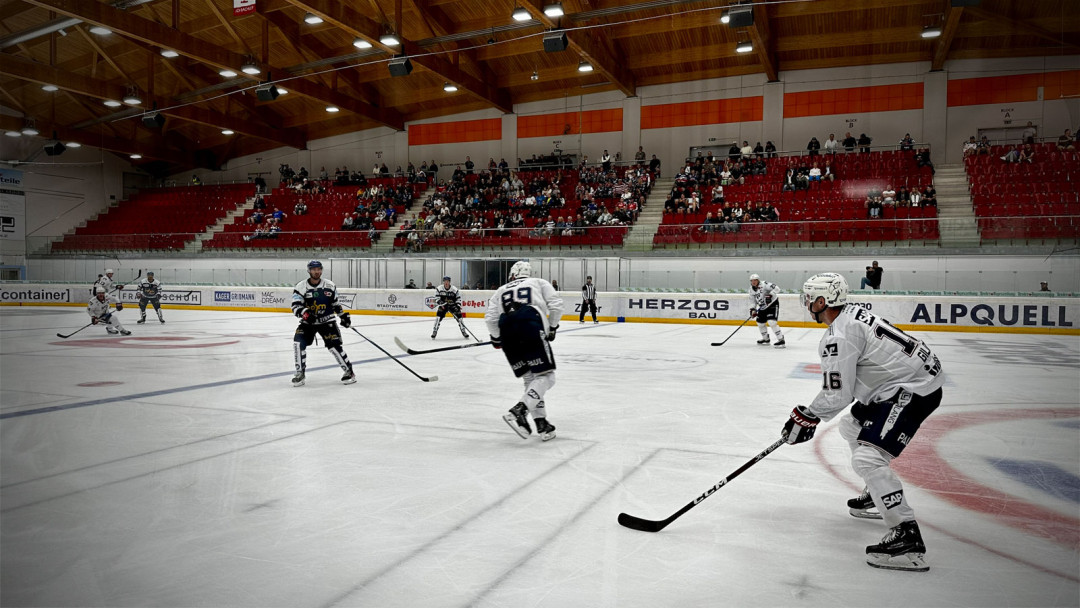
[1,306,1078,608]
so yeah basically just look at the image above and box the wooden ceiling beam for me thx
[283,0,513,113]
[0,53,306,149]
[931,6,964,71]
[965,6,1080,50]
[745,3,777,82]
[517,0,635,97]
[0,114,193,165]
[21,0,404,131]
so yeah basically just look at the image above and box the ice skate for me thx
[158,316,165,324]
[291,371,306,387]
[106,327,119,335]
[137,317,146,324]
[460,328,470,339]
[866,520,928,572]
[502,402,531,439]
[431,331,437,339]
[593,319,599,324]
[847,489,882,519]
[756,336,771,345]
[773,338,786,348]
[535,418,557,442]
[341,369,356,385]
[119,329,132,336]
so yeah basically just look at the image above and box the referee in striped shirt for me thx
[579,276,598,323]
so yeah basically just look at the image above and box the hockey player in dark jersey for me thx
[431,276,470,339]
[136,271,164,324]
[290,260,355,386]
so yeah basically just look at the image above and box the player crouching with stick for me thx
[782,272,944,572]
[88,285,131,335]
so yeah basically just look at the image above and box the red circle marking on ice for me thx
[77,381,124,387]
[50,336,240,349]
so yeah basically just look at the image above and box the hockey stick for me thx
[711,316,753,346]
[394,336,492,355]
[350,327,438,382]
[457,314,483,343]
[56,321,96,339]
[617,437,785,532]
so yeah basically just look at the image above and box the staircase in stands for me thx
[188,198,256,252]
[933,163,981,248]
[622,175,674,252]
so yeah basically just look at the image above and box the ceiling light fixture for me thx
[720,9,730,24]
[353,37,372,49]
[443,82,458,92]
[66,141,81,148]
[41,84,59,92]
[921,24,942,38]
[20,120,39,136]
[380,31,400,46]
[103,99,122,107]
[88,25,111,35]
[219,68,238,78]
[543,2,564,17]
[512,6,531,21]
[241,58,261,75]
[160,48,179,58]
[221,129,235,135]
[304,13,323,24]
[129,153,142,159]
[276,87,288,95]
[4,131,21,137]
[735,40,754,53]
[577,60,593,72]
[326,106,340,113]
[122,88,143,105]
[531,70,539,81]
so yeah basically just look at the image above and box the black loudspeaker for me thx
[727,6,753,27]
[256,83,279,102]
[142,112,165,129]
[388,56,413,77]
[951,0,980,5]
[43,141,66,156]
[543,31,568,52]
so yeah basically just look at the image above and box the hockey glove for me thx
[490,335,502,349]
[115,303,123,311]
[783,406,820,445]
[91,317,99,324]
[749,309,757,318]
[339,312,352,328]
[547,325,558,342]
[301,309,314,324]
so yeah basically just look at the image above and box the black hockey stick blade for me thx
[711,317,753,346]
[617,437,785,533]
[56,322,95,339]
[394,336,491,355]
[352,328,438,382]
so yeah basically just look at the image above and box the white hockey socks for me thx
[852,444,914,528]
[757,322,768,337]
[521,371,555,417]
[329,345,351,372]
[293,342,306,372]
[767,319,783,340]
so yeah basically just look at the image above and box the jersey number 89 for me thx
[500,286,532,312]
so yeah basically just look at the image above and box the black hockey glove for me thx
[300,309,314,324]
[490,335,502,349]
[115,303,123,311]
[339,312,351,328]
[547,325,558,341]
[91,317,99,324]
[783,406,820,445]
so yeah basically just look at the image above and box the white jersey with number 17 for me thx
[484,277,564,338]
[809,304,945,422]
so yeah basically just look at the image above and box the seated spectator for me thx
[914,148,935,174]
[822,160,835,182]
[976,135,991,155]
[720,166,734,186]
[191,174,202,186]
[271,207,287,223]
[341,213,353,230]
[823,133,839,154]
[1018,143,1036,163]
[405,279,418,289]
[782,168,797,192]
[909,189,922,206]
[899,133,915,151]
[1001,145,1023,163]
[861,261,884,290]
[896,185,910,206]
[808,163,822,182]
[866,196,883,219]
[1058,129,1076,151]
[711,184,725,204]
[702,212,720,233]
[319,166,329,181]
[765,141,777,158]
[293,201,307,216]
[881,185,896,205]
[962,136,978,157]
[842,132,857,152]
[921,185,937,207]
[807,137,821,157]
[252,195,267,210]
[858,133,872,153]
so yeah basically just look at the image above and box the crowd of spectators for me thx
[864,183,935,219]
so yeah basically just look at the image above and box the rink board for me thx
[1,284,1077,334]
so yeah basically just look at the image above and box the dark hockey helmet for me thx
[307,260,323,270]
[442,276,451,281]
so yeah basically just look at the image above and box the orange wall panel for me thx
[947,70,1080,107]
[640,96,763,130]
[408,118,502,146]
[517,109,623,138]
[783,83,923,118]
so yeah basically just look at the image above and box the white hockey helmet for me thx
[803,273,849,320]
[749,273,760,282]
[94,285,106,295]
[509,260,532,280]
[105,268,114,275]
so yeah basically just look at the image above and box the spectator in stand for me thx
[1001,144,1023,163]
[822,159,836,182]
[882,185,896,205]
[601,150,612,172]
[861,261,884,290]
[191,174,202,186]
[740,141,754,159]
[962,136,979,157]
[1057,129,1076,151]
[254,176,267,193]
[1040,281,1050,292]
[909,188,922,207]
[807,136,821,157]
[976,136,991,155]
[380,163,390,176]
[649,155,661,176]
[1021,121,1037,144]
[272,208,287,223]
[782,167,797,192]
[843,132,857,153]
[465,156,475,175]
[703,212,721,233]
[319,166,329,180]
[809,163,822,182]
[253,195,267,211]
[765,141,777,158]
[896,185,910,206]
[823,133,839,154]
[372,163,380,177]
[921,185,937,207]
[727,143,740,162]
[294,200,307,216]
[858,133,873,153]
[341,213,354,230]
[914,147,935,174]
[899,134,915,151]
[866,195,883,219]
[635,146,646,166]
[753,142,764,157]
[711,183,725,204]
[1018,143,1036,164]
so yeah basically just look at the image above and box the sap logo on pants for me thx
[881,491,904,509]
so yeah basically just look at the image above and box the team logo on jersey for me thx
[821,343,839,357]
[881,491,903,509]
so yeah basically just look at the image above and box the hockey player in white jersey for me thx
[290,260,355,386]
[748,274,784,347]
[485,261,563,441]
[87,286,131,335]
[431,276,469,339]
[94,268,124,294]
[781,272,945,572]
[136,271,165,324]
